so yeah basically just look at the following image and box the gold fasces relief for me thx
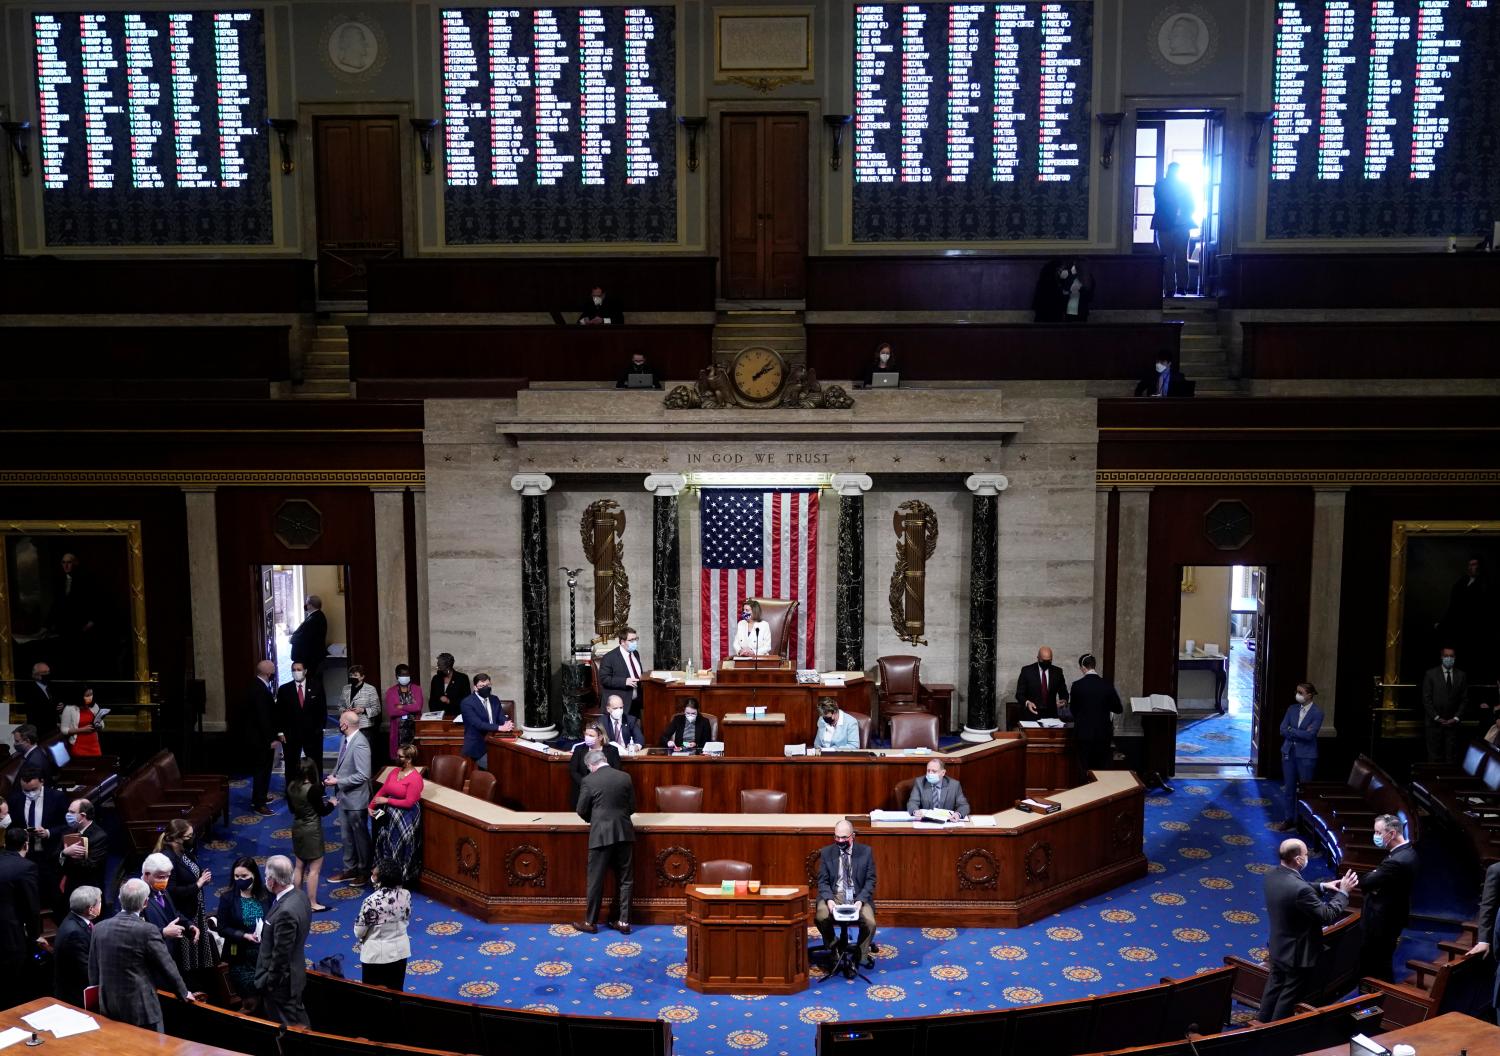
[580,500,630,643]
[890,500,938,645]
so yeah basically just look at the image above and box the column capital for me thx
[369,485,409,495]
[1313,486,1351,495]
[180,485,218,494]
[830,473,873,496]
[964,474,1010,497]
[643,473,688,497]
[510,473,554,497]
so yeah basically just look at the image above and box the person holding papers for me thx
[814,820,877,970]
[216,855,271,1010]
[906,759,970,819]
[813,699,860,750]
[733,600,772,656]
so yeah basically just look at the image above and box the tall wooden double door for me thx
[720,114,808,300]
[314,116,403,300]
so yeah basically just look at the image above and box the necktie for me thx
[628,651,640,679]
[838,851,852,901]
[335,738,346,772]
[298,683,305,707]
[1040,667,1048,698]
[28,798,37,829]
[613,720,622,742]
[487,700,495,726]
[1447,670,1453,690]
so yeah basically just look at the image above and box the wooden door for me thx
[1199,112,1226,296]
[314,116,403,300]
[721,114,808,299]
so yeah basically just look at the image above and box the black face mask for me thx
[824,715,837,726]
[36,676,49,685]
[476,685,492,699]
[1036,659,1050,669]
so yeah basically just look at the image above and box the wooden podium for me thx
[684,884,809,995]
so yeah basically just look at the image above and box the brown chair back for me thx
[739,788,788,814]
[655,785,705,812]
[877,655,923,704]
[893,777,917,812]
[467,769,498,803]
[845,710,872,748]
[749,598,799,658]
[699,859,753,884]
[889,713,940,751]
[428,753,472,792]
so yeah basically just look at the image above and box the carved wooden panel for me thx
[457,837,481,878]
[656,845,696,886]
[503,843,546,887]
[956,848,998,890]
[1024,841,1054,885]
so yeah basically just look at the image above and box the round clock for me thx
[274,499,324,550]
[1204,500,1253,551]
[730,346,787,405]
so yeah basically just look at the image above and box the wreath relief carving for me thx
[656,846,697,886]
[956,848,999,890]
[503,844,547,887]
[1024,841,1054,885]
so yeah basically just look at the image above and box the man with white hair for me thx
[256,854,311,1027]
[89,878,195,1031]
[54,884,101,1004]
[140,852,197,966]
[325,708,373,885]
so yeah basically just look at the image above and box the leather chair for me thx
[428,753,472,792]
[845,710,872,749]
[877,655,935,739]
[749,597,799,659]
[739,788,788,814]
[467,769,498,803]
[893,777,918,813]
[699,859,753,884]
[655,785,705,812]
[889,713,940,751]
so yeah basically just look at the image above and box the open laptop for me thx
[870,371,900,388]
[624,371,656,389]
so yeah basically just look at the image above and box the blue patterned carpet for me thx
[196,771,1456,1056]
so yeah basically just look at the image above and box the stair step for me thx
[293,379,351,395]
[314,325,349,340]
[306,352,349,367]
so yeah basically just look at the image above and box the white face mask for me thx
[878,353,890,363]
[397,675,411,686]
[0,813,9,829]
[1155,362,1168,374]
[1295,693,1307,705]
[592,296,603,306]
[292,671,306,683]
[609,709,624,719]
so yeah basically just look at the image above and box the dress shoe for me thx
[611,921,632,936]
[253,805,275,817]
[862,955,876,969]
[572,921,598,934]
[326,872,352,884]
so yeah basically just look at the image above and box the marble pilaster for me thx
[512,474,555,739]
[183,488,226,731]
[832,473,873,672]
[1307,488,1348,734]
[1093,489,1111,669]
[963,474,1009,739]
[412,489,430,672]
[371,488,411,676]
[1113,487,1152,736]
[645,474,686,670]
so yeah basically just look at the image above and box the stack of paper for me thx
[0,1028,30,1050]
[22,1004,100,1038]
[870,809,913,822]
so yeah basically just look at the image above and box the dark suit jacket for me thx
[8,787,69,859]
[0,851,40,959]
[1422,665,1468,722]
[244,676,279,747]
[816,842,876,908]
[142,888,189,963]
[276,679,328,742]
[16,744,56,780]
[289,610,328,668]
[602,712,644,749]
[1015,663,1069,719]
[459,692,510,761]
[1067,673,1122,741]
[1360,842,1418,939]
[1477,860,1500,951]
[577,764,635,847]
[571,741,621,799]
[53,911,92,1004]
[579,296,623,325]
[907,777,970,817]
[1263,865,1348,968]
[661,714,711,750]
[215,889,271,964]
[16,681,61,737]
[1134,366,1192,397]
[89,911,189,1030]
[255,888,311,999]
[596,646,643,710]
[429,670,472,719]
[60,819,109,895]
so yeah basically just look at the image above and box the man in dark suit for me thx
[1067,653,1123,772]
[597,627,645,717]
[0,826,41,993]
[141,853,197,965]
[1422,648,1468,764]
[59,797,108,912]
[459,673,514,770]
[277,662,327,783]
[578,285,623,326]
[1354,813,1419,982]
[54,883,101,1005]
[1257,839,1354,1023]
[256,855,311,1027]
[289,595,328,674]
[1015,647,1069,720]
[1134,352,1192,398]
[815,820,878,970]
[9,725,55,780]
[616,353,661,389]
[15,665,62,739]
[906,759,970,818]
[602,693,644,749]
[574,749,636,935]
[8,768,67,900]
[429,653,472,719]
[245,660,280,815]
[1465,858,1500,1014]
[90,878,196,1032]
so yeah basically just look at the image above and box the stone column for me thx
[412,489,430,674]
[831,473,873,671]
[962,474,1009,741]
[644,474,687,670]
[1113,487,1153,736]
[511,474,556,740]
[1307,488,1348,734]
[1093,488,1111,668]
[183,487,227,732]
[371,488,411,678]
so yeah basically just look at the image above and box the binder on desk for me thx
[1016,797,1062,815]
[1130,694,1177,713]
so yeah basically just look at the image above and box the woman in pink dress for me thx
[370,743,424,884]
[384,664,424,760]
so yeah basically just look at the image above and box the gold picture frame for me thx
[0,520,153,711]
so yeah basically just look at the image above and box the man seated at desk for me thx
[571,722,621,801]
[578,285,623,326]
[814,698,860,751]
[602,693,643,750]
[662,699,706,753]
[616,353,660,389]
[815,820,877,969]
[907,759,970,819]
[732,600,772,656]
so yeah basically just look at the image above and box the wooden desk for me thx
[721,713,787,757]
[642,672,871,749]
[488,734,1024,814]
[417,768,1146,928]
[1299,1011,1500,1056]
[1177,654,1228,712]
[0,999,245,1055]
[685,884,809,995]
[1004,727,1083,793]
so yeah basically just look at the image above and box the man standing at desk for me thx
[814,699,860,750]
[597,627,645,718]
[815,820,877,969]
[1016,647,1068,719]
[1067,653,1122,773]
[574,750,635,936]
[460,673,514,771]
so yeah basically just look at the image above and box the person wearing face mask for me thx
[662,699,713,752]
[1015,647,1069,720]
[325,709,374,886]
[0,826,42,996]
[732,600,772,657]
[7,768,66,900]
[616,352,661,389]
[814,699,860,751]
[17,662,61,739]
[1134,352,1191,398]
[384,663,425,760]
[571,722,621,800]
[10,724,54,780]
[90,877,197,1032]
[1275,682,1323,832]
[370,744,425,885]
[429,653,471,720]
[276,661,328,784]
[53,884,101,1006]
[244,660,281,816]
[574,749,637,935]
[1422,647,1468,764]
[1067,653,1123,773]
[59,797,108,913]
[603,693,643,751]
[578,284,622,326]
[1257,838,1355,1023]
[906,759,970,818]
[288,594,328,675]
[815,820,878,972]
[214,855,271,1010]
[342,663,385,771]
[58,687,103,758]
[459,673,515,770]
[153,820,217,990]
[255,855,312,1028]
[1353,813,1417,983]
[859,342,898,388]
[140,851,201,974]
[284,757,335,912]
[598,626,646,717]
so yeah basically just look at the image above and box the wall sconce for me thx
[823,114,852,171]
[266,118,298,175]
[1,121,31,178]
[678,116,706,172]
[410,118,439,175]
[1244,111,1272,168]
[1096,113,1124,169]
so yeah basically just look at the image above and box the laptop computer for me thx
[870,371,900,388]
[624,371,656,389]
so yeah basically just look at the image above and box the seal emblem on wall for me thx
[1149,7,1217,75]
[322,16,387,81]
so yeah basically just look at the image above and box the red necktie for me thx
[298,683,305,708]
[1040,668,1048,698]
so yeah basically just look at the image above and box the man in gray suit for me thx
[573,750,636,935]
[324,708,372,885]
[89,878,196,1032]
[1256,839,1354,1023]
[256,855,311,1027]
[906,759,971,818]
[1422,647,1468,764]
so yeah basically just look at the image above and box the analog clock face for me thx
[1204,500,1253,551]
[274,500,323,550]
[731,347,786,403]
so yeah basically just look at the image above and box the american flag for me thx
[699,488,819,669]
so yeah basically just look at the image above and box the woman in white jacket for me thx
[732,599,772,656]
[353,858,411,990]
